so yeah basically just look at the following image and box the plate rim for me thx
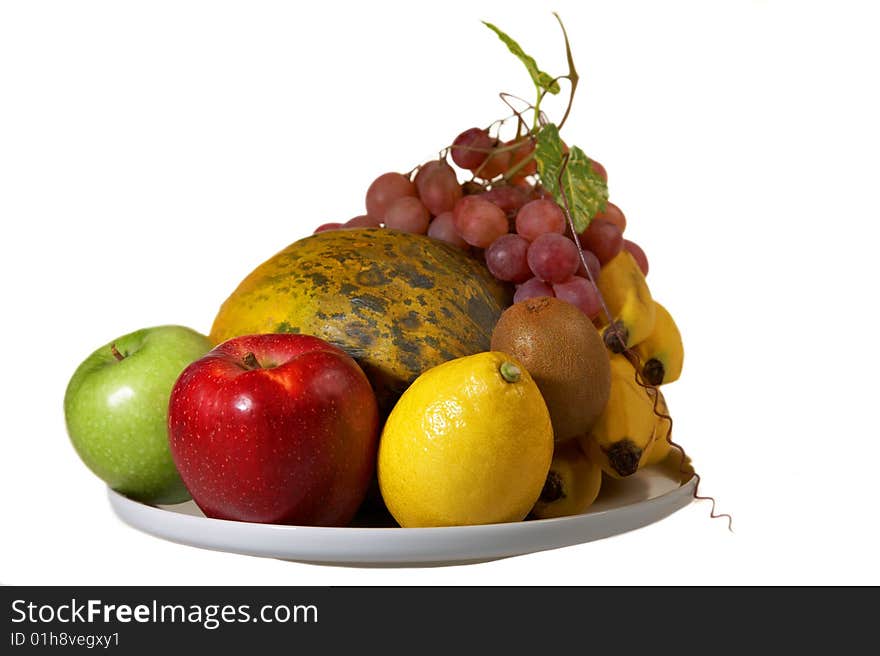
[107,470,696,566]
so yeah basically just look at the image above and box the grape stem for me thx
[470,133,534,181]
[530,14,578,131]
[423,99,540,186]
[501,153,536,183]
[555,156,733,531]
[406,15,578,192]
[532,88,543,131]
[554,152,615,328]
[499,92,535,136]
[553,12,579,131]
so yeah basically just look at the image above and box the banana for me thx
[596,250,656,353]
[642,389,673,466]
[634,301,684,385]
[578,353,658,478]
[531,441,602,519]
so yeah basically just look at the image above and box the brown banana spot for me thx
[643,358,665,386]
[604,439,642,477]
[603,320,628,353]
[540,470,565,503]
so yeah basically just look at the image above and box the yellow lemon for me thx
[378,351,553,527]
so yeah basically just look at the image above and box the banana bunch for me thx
[579,354,658,478]
[634,302,683,386]
[597,250,656,353]
[531,441,602,520]
[528,251,688,517]
[579,353,679,479]
[596,250,684,386]
[530,363,678,518]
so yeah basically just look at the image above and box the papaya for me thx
[210,228,511,412]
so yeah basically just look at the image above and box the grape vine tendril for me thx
[554,153,733,533]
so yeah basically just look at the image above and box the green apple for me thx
[64,325,213,504]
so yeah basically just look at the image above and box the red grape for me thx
[427,212,468,249]
[513,179,535,195]
[506,137,537,176]
[314,222,343,233]
[595,201,626,232]
[527,233,580,283]
[476,143,511,180]
[414,159,451,187]
[384,196,430,234]
[623,239,649,276]
[461,180,484,196]
[514,277,555,303]
[452,196,509,248]
[415,160,462,216]
[365,172,416,218]
[578,219,623,265]
[575,249,602,282]
[553,276,602,318]
[515,199,566,241]
[590,158,608,183]
[345,214,383,228]
[480,185,530,218]
[451,127,494,170]
[532,185,554,201]
[485,234,532,283]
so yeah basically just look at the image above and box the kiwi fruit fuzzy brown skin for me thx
[490,296,611,443]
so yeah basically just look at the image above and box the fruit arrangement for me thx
[64,16,720,533]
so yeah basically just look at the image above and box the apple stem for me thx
[242,352,260,370]
[110,343,125,361]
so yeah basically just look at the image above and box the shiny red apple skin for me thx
[168,333,380,526]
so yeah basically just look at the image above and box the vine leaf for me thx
[483,21,561,96]
[535,123,608,234]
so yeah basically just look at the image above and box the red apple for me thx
[168,334,379,526]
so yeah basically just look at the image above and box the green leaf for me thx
[483,21,561,95]
[535,123,608,234]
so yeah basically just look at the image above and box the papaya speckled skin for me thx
[210,228,511,412]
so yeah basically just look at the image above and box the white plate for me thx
[108,463,695,567]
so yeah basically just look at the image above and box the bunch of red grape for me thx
[315,126,649,320]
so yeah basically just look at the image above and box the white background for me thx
[1,0,878,585]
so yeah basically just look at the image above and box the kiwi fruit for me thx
[490,296,611,442]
